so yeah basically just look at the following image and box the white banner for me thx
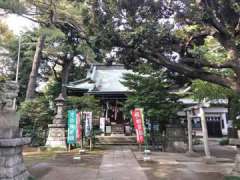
[84,112,92,137]
[100,117,105,133]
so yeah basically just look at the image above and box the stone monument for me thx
[45,93,67,150]
[0,80,31,180]
[165,124,187,153]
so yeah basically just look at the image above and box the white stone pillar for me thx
[186,111,193,153]
[199,106,211,157]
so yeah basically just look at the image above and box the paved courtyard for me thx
[25,142,239,180]
[97,149,147,180]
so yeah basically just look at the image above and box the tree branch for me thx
[180,57,234,69]
[139,49,239,91]
[202,0,231,37]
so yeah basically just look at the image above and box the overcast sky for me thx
[0,14,38,35]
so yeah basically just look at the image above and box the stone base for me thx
[45,124,67,150]
[202,156,217,164]
[166,141,187,153]
[0,137,31,180]
[185,151,199,157]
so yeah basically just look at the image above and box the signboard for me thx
[76,112,82,143]
[84,112,92,137]
[106,126,111,134]
[100,117,105,133]
[67,110,77,144]
[131,108,145,144]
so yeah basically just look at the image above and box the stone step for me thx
[95,136,137,145]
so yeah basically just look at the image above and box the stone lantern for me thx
[45,93,67,149]
[53,93,65,124]
[0,81,31,179]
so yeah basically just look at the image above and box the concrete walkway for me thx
[97,149,148,180]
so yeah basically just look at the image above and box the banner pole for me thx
[68,144,70,152]
[90,137,92,151]
[81,112,84,149]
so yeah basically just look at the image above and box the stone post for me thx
[199,106,211,158]
[187,110,193,153]
[45,93,67,150]
[199,101,216,164]
[0,81,31,180]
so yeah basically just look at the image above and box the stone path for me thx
[97,149,148,180]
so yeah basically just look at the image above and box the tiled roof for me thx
[67,64,132,93]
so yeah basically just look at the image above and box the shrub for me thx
[225,176,240,180]
[219,138,229,146]
[19,97,54,146]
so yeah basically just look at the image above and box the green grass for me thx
[225,176,240,180]
[28,177,36,180]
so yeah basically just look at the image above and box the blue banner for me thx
[67,110,77,144]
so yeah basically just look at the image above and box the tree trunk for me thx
[61,59,72,97]
[186,111,193,153]
[199,106,211,157]
[25,34,46,100]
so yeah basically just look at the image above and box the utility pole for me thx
[12,36,21,110]
[16,36,21,82]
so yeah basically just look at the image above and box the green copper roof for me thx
[67,64,132,93]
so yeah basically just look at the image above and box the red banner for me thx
[76,112,82,143]
[131,108,144,144]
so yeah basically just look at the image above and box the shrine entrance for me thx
[105,100,124,124]
[100,96,131,136]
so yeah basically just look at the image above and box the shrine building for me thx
[67,63,229,137]
[66,64,132,135]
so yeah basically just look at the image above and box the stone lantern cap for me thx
[55,93,65,102]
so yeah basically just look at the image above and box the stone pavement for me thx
[97,148,148,180]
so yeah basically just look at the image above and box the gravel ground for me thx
[135,140,238,180]
[24,149,103,180]
[23,141,239,180]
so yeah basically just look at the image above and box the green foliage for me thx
[191,80,232,101]
[122,64,184,125]
[0,0,26,14]
[229,94,240,129]
[224,176,240,180]
[43,80,62,101]
[0,75,7,82]
[219,138,229,146]
[0,20,14,45]
[19,97,53,127]
[66,95,100,115]
[19,97,54,145]
[191,79,240,129]
[0,21,16,79]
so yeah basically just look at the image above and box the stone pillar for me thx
[45,93,67,150]
[187,111,193,153]
[199,106,211,157]
[0,129,31,180]
[199,102,216,164]
[0,81,31,179]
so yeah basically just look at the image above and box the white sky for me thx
[0,14,38,35]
